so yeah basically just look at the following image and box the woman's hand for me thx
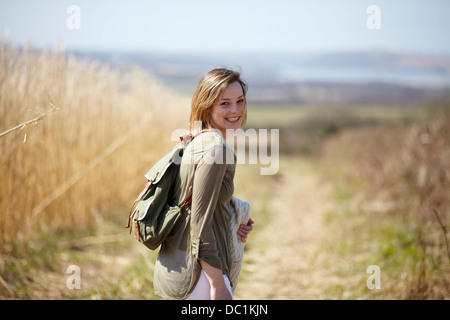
[237,218,254,243]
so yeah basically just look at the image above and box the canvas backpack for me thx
[125,130,210,250]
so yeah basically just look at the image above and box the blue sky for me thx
[1,0,450,54]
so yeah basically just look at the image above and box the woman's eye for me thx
[219,99,245,106]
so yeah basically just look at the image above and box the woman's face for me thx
[210,81,246,138]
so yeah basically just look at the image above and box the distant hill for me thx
[71,50,450,106]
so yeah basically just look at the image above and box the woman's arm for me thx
[200,259,232,300]
[190,137,230,300]
[190,155,227,270]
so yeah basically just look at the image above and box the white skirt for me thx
[185,270,233,300]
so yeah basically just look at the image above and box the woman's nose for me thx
[230,103,241,113]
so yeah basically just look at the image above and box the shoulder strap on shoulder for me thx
[180,128,217,148]
[176,129,217,212]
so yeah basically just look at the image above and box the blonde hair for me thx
[189,68,248,134]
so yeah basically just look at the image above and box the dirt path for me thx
[235,158,342,299]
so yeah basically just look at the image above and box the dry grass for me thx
[0,42,189,256]
[322,114,450,299]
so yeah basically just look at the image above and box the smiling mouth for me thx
[226,116,241,123]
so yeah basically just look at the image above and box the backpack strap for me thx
[177,128,215,212]
[179,194,192,213]
[180,128,217,148]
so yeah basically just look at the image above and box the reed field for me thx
[0,42,189,255]
[1,42,449,299]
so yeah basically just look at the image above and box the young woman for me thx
[153,68,254,300]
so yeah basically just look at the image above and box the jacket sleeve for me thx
[190,142,228,270]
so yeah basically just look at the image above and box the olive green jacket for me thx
[153,131,236,300]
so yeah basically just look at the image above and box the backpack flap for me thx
[144,147,183,183]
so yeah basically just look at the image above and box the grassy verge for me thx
[321,173,449,299]
[319,175,419,299]
[318,119,450,299]
[0,208,159,299]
